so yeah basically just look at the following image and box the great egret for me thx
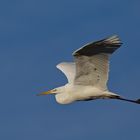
[38,35,140,105]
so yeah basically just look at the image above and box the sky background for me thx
[0,0,140,140]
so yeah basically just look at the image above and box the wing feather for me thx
[56,62,76,83]
[74,54,109,89]
[73,35,122,56]
[73,35,122,90]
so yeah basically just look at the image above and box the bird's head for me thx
[37,86,64,96]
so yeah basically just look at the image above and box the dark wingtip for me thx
[72,35,122,57]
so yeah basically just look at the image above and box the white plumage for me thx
[56,62,76,84]
[38,35,140,105]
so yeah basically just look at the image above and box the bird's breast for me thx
[55,93,74,104]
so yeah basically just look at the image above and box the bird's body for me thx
[38,35,140,105]
[55,84,117,104]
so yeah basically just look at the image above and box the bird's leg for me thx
[114,96,140,104]
[77,94,140,104]
[107,95,140,104]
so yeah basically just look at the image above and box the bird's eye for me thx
[53,89,57,92]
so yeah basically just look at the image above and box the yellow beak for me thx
[37,89,56,96]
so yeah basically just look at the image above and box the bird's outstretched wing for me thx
[56,62,76,83]
[73,35,122,90]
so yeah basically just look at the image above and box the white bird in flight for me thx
[38,35,140,105]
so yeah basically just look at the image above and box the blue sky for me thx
[0,0,140,140]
